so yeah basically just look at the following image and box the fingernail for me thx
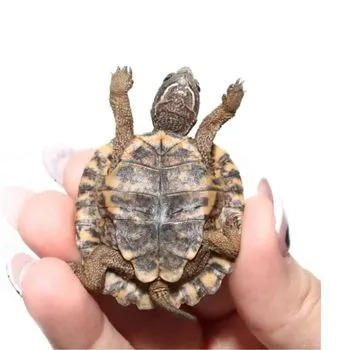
[0,186,34,229]
[257,178,273,202]
[42,146,75,185]
[6,253,37,296]
[258,178,290,253]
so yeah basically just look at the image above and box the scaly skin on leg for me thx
[149,280,197,321]
[195,80,244,172]
[181,246,211,281]
[109,66,135,165]
[204,208,243,261]
[205,228,241,261]
[69,244,135,293]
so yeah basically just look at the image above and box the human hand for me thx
[1,147,320,349]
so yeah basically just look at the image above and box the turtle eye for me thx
[164,73,173,81]
[195,80,201,92]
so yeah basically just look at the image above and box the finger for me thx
[43,146,94,198]
[63,149,95,198]
[230,179,320,349]
[2,187,80,260]
[205,312,265,349]
[191,178,290,321]
[8,254,133,349]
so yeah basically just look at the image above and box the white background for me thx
[0,1,348,349]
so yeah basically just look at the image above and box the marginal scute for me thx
[104,271,153,309]
[172,256,233,307]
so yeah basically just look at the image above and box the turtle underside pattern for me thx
[75,130,243,310]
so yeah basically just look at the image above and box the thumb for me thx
[231,179,321,349]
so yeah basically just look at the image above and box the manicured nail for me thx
[0,186,34,229]
[6,253,37,296]
[42,146,75,185]
[258,178,290,253]
[257,178,273,202]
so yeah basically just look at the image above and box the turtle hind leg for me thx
[181,246,211,281]
[149,280,197,321]
[68,244,135,293]
[205,208,243,261]
[109,66,135,165]
[206,229,241,261]
[195,80,244,172]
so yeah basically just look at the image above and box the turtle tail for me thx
[149,280,197,321]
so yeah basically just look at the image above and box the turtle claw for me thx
[110,66,134,95]
[222,79,244,114]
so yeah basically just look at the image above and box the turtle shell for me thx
[75,130,244,309]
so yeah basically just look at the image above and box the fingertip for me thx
[21,257,103,348]
[0,186,34,230]
[230,193,288,326]
[20,257,131,349]
[21,257,97,318]
[240,194,280,256]
[42,145,75,185]
[230,194,320,349]
[62,149,95,198]
[42,146,95,199]
[6,252,37,296]
[17,190,80,261]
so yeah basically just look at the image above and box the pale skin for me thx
[13,151,320,349]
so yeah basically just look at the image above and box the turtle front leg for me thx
[195,80,244,172]
[68,244,135,293]
[204,207,243,261]
[109,66,135,164]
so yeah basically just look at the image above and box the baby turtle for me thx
[68,66,245,320]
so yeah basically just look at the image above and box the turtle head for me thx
[151,67,200,136]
